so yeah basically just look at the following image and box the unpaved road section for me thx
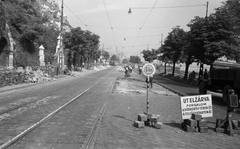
[93,76,240,149]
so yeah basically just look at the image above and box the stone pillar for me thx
[39,45,45,66]
[6,22,15,69]
[55,35,61,64]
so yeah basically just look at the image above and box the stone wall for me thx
[0,65,58,88]
[0,70,27,87]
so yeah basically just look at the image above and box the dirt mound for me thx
[114,77,177,96]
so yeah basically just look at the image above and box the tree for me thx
[187,13,240,73]
[214,0,240,62]
[217,0,240,35]
[142,49,158,62]
[110,54,120,63]
[101,50,110,61]
[129,56,141,64]
[161,26,186,76]
[63,27,100,70]
[122,58,129,64]
[0,1,7,39]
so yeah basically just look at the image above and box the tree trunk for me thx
[184,62,190,80]
[198,63,204,80]
[164,62,167,74]
[172,62,176,76]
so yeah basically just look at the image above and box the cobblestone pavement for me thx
[94,71,240,149]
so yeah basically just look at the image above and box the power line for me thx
[123,34,161,39]
[103,0,117,46]
[88,0,128,8]
[131,4,206,9]
[131,0,159,49]
[64,4,89,30]
[69,21,174,29]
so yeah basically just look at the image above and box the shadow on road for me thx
[112,115,134,122]
[163,122,182,130]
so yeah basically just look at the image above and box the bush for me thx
[14,49,39,69]
[0,70,27,87]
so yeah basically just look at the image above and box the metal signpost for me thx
[142,63,156,114]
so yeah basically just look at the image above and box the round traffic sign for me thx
[142,63,156,77]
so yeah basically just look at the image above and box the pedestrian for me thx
[129,65,132,73]
[125,66,130,77]
[189,70,196,85]
[146,74,153,88]
[139,65,142,74]
[203,69,208,79]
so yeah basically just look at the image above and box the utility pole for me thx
[59,0,64,72]
[140,49,142,62]
[205,1,209,19]
[199,1,209,79]
[161,33,163,46]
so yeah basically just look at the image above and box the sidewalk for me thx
[0,65,109,93]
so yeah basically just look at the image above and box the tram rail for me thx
[0,69,116,149]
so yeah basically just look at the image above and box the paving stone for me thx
[232,120,238,128]
[184,125,195,132]
[181,121,186,129]
[145,113,152,119]
[227,130,239,136]
[149,114,160,124]
[216,119,224,128]
[215,127,225,133]
[198,119,207,127]
[154,122,163,129]
[192,114,202,121]
[134,121,145,128]
[186,119,197,127]
[199,127,208,133]
[137,114,147,122]
[144,120,150,126]
[194,127,199,132]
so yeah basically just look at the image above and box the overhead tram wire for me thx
[66,22,174,30]
[130,4,206,10]
[130,3,206,50]
[64,4,89,30]
[131,0,159,50]
[89,0,127,8]
[103,0,117,47]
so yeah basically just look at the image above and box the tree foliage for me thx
[158,0,240,78]
[110,54,120,63]
[4,0,45,53]
[122,58,129,64]
[63,27,100,69]
[0,1,7,38]
[142,49,158,62]
[101,50,110,61]
[129,56,141,64]
[0,0,72,67]
[161,26,186,76]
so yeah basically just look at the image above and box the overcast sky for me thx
[60,0,224,57]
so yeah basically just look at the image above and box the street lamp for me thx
[60,0,64,71]
[55,0,64,73]
[128,8,132,14]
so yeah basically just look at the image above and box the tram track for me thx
[0,85,72,116]
[0,73,107,117]
[0,68,117,149]
[82,77,116,149]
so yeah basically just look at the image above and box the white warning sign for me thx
[180,94,213,119]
